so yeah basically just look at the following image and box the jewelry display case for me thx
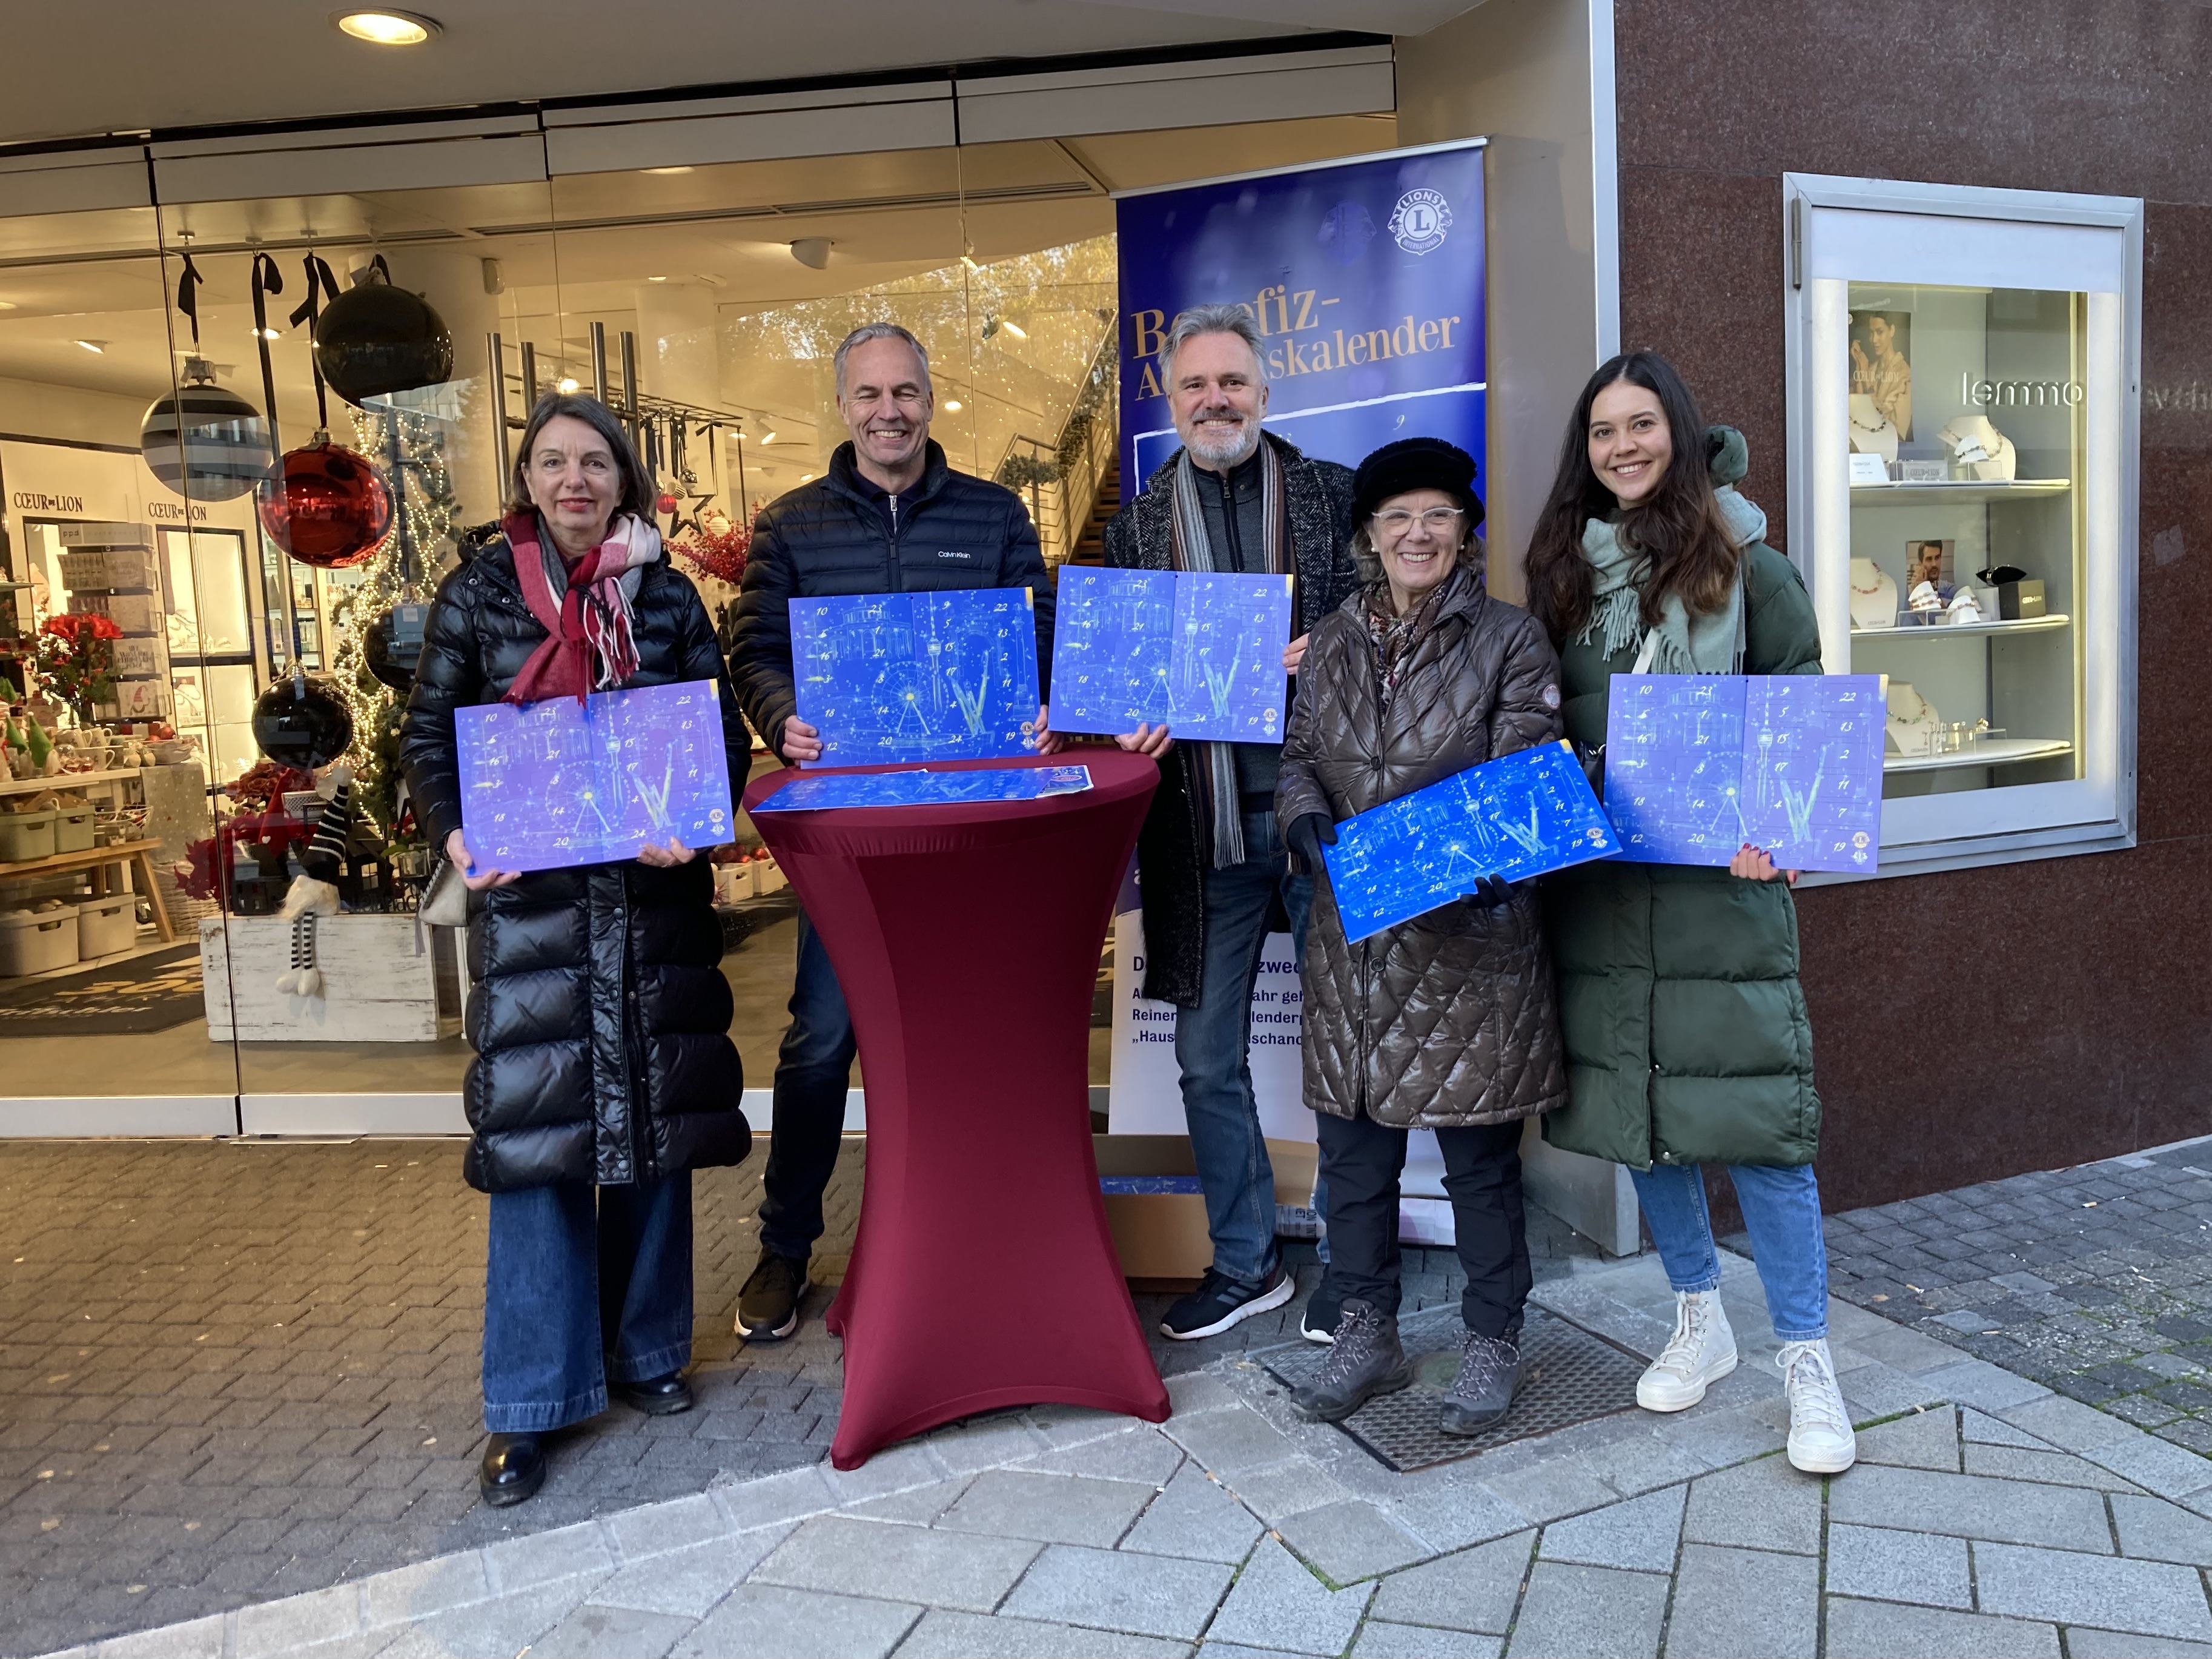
[1783,175,2142,874]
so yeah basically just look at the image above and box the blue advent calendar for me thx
[790,589,1041,767]
[1049,568,1293,743]
[1603,674,1885,873]
[755,764,1094,813]
[455,679,735,873]
[1322,741,1618,940]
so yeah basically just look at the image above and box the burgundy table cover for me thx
[741,750,1170,1468]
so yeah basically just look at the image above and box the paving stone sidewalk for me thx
[1815,1133,2212,1453]
[58,1250,2212,1659]
[0,1137,1584,1657]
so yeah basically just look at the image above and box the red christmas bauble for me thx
[656,492,679,515]
[257,437,394,568]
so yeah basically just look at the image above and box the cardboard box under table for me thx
[1096,1134,1319,1286]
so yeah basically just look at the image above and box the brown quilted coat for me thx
[1274,571,1571,1130]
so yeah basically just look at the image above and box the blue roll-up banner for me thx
[1115,140,1486,489]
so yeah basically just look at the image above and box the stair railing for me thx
[994,324,1119,569]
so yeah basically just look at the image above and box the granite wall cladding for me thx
[1612,0,2212,1221]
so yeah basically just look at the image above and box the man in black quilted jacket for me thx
[726,320,1056,1342]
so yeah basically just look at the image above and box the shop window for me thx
[1783,175,2141,873]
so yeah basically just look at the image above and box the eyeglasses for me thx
[1372,506,1466,535]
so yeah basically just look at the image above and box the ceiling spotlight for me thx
[761,431,778,446]
[643,166,694,176]
[647,275,668,282]
[557,376,580,394]
[333,10,440,45]
[999,319,1028,340]
[800,473,814,483]
[0,300,18,311]
[75,339,105,354]
[943,399,964,412]
[253,326,281,340]
[789,238,832,271]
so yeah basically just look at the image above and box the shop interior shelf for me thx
[0,767,141,796]
[1849,478,2073,505]
[1883,737,2074,775]
[1851,613,2072,643]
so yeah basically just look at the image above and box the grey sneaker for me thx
[1439,1329,1525,1435]
[1291,1298,1412,1422]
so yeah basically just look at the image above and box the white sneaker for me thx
[1778,1339,1857,1474]
[1636,1289,1738,1412]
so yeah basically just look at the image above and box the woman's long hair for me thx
[506,392,655,522]
[1523,351,1741,646]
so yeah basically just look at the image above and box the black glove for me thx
[1468,874,1512,909]
[1285,811,1337,875]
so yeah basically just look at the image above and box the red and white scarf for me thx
[502,510,660,704]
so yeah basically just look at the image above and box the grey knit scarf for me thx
[1169,440,1286,869]
[1575,485,1766,674]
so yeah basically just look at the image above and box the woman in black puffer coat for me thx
[400,393,749,1508]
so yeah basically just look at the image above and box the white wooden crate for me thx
[200,914,449,1042]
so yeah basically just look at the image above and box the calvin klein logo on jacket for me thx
[935,549,973,561]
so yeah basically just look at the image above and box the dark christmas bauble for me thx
[362,601,429,691]
[251,675,354,770]
[315,277,454,405]
[140,358,272,502]
[257,437,393,568]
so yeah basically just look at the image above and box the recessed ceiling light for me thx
[0,300,18,311]
[943,399,963,412]
[253,326,281,340]
[999,319,1028,340]
[761,431,778,445]
[556,377,580,394]
[643,166,695,176]
[75,339,105,354]
[800,473,813,482]
[647,276,668,283]
[333,10,439,44]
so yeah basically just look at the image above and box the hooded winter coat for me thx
[1539,432,1824,1169]
[1274,565,1571,1130]
[1104,431,1362,1008]
[399,532,752,1194]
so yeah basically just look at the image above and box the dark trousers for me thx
[481,1172,693,1433]
[1316,1113,1531,1340]
[756,907,855,1263]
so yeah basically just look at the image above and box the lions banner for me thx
[1115,139,1487,487]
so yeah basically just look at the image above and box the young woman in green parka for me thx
[1528,351,1855,1477]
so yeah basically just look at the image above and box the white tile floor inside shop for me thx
[16,1134,2212,1658]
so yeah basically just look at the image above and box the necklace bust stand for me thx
[1886,682,1942,756]
[1849,394,1899,465]
[1936,414,2018,483]
[1849,557,1898,631]
[1849,394,1902,464]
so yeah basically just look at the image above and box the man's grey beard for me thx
[1182,413,1260,469]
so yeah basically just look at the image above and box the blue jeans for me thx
[1172,809,1313,1288]
[1630,1162,1829,1342]
[757,909,855,1263]
[482,1173,694,1433]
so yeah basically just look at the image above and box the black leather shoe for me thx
[478,1433,545,1506]
[618,1372,695,1416]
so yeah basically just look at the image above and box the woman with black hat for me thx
[1274,437,1569,1433]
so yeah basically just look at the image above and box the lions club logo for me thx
[1388,188,1453,256]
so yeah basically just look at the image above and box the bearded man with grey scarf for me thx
[1105,305,1360,1342]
